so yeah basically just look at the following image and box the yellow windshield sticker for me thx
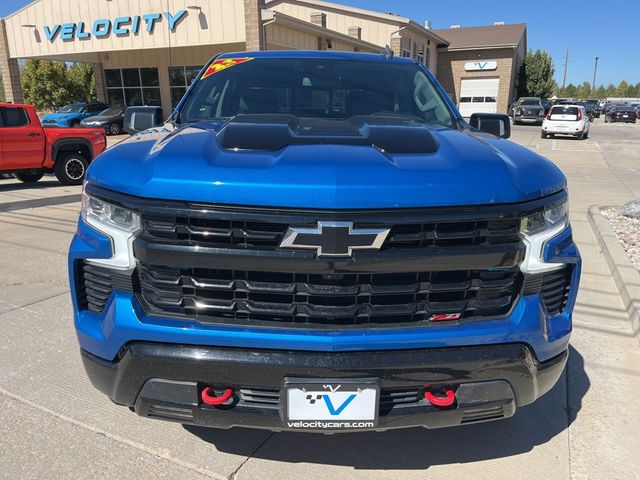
[201,57,254,79]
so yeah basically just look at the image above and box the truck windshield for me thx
[519,99,541,106]
[178,57,454,127]
[58,103,84,113]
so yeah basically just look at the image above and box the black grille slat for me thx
[141,214,522,250]
[78,263,134,313]
[522,266,573,315]
[137,264,521,327]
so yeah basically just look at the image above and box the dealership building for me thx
[0,0,526,118]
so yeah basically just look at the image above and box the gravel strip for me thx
[602,208,640,270]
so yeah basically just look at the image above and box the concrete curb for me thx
[588,205,640,345]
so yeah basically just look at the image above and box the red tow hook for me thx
[201,386,234,406]
[424,387,456,408]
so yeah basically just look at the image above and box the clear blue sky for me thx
[1,0,638,87]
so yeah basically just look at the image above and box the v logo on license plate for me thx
[323,394,357,416]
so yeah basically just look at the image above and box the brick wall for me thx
[0,19,23,104]
[244,0,266,51]
[437,48,516,114]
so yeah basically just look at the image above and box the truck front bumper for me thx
[81,341,567,432]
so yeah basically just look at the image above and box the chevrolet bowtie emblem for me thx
[280,222,390,257]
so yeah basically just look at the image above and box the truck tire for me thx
[55,152,88,185]
[14,171,44,183]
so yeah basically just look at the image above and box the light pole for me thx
[592,57,599,95]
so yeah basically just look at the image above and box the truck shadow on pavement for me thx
[0,178,65,192]
[185,345,588,470]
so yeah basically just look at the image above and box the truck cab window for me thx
[1,107,29,127]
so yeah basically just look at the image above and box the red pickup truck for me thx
[0,103,107,185]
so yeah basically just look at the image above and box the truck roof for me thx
[0,103,34,108]
[217,50,415,64]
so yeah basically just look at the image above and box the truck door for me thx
[0,106,45,170]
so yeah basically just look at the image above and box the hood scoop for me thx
[215,114,440,154]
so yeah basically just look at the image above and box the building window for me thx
[169,66,202,108]
[425,45,431,69]
[105,68,161,108]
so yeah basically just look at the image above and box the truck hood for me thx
[87,118,566,209]
[82,114,119,123]
[43,112,80,120]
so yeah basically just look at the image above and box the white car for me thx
[541,105,590,140]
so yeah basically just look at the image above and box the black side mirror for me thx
[123,106,164,134]
[469,113,511,139]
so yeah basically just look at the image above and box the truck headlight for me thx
[81,185,140,269]
[521,201,568,236]
[520,199,569,274]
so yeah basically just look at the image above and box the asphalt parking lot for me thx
[1,120,639,479]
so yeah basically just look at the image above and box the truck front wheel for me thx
[14,171,44,183]
[55,153,88,185]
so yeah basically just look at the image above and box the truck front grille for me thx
[137,264,522,327]
[141,215,521,250]
[82,184,570,329]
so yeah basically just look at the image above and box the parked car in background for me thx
[512,97,545,125]
[80,107,126,135]
[601,101,626,117]
[605,105,637,123]
[41,102,110,128]
[542,99,552,115]
[627,102,640,117]
[0,103,106,185]
[575,102,595,122]
[584,99,601,118]
[542,105,590,139]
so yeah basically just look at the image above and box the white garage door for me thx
[458,78,499,118]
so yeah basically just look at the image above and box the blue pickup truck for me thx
[69,51,580,432]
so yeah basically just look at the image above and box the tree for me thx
[625,82,638,98]
[517,49,556,98]
[579,81,592,99]
[565,83,577,98]
[616,80,629,98]
[22,59,97,111]
[22,60,74,111]
[596,85,606,98]
[0,75,5,102]
[68,63,96,102]
[605,84,616,97]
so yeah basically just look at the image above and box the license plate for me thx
[283,378,379,430]
[557,126,568,130]
[623,115,629,118]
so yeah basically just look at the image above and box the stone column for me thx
[93,63,107,103]
[0,19,24,104]
[244,0,266,51]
